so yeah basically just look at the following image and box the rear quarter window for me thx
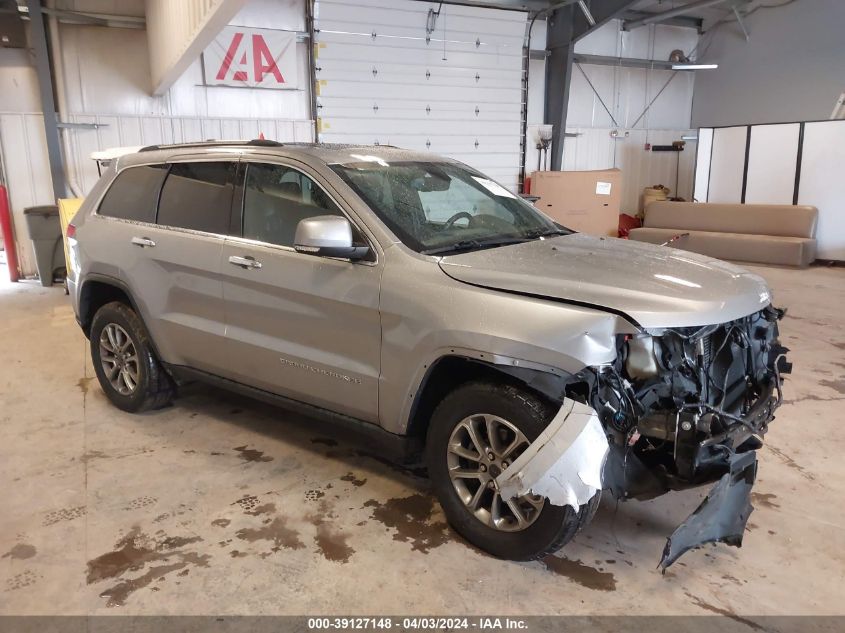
[97,164,167,223]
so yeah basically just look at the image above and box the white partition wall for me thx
[797,120,845,260]
[745,123,801,204]
[693,127,713,202]
[694,119,845,260]
[706,126,747,203]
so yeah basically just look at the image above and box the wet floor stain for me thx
[86,527,210,607]
[766,445,815,481]
[235,516,304,554]
[363,494,449,554]
[684,592,765,630]
[311,437,338,447]
[541,555,617,591]
[76,377,94,395]
[309,503,354,563]
[43,505,86,526]
[2,543,36,560]
[820,378,845,395]
[751,492,780,510]
[246,502,276,517]
[341,472,367,487]
[211,519,230,528]
[233,445,273,463]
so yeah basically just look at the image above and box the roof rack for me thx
[138,139,284,152]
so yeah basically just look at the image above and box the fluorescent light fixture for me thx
[672,63,718,70]
[681,135,698,141]
[577,0,596,26]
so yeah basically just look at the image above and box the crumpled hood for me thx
[438,233,771,328]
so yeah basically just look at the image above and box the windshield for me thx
[330,160,569,254]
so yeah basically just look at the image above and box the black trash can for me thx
[23,205,63,287]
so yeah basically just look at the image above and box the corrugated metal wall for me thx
[314,0,526,191]
[0,0,314,277]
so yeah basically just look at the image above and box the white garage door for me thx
[314,0,526,191]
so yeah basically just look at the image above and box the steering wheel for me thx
[443,211,474,229]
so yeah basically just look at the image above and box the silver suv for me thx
[67,141,789,567]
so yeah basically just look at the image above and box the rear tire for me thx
[426,381,600,561]
[89,301,174,412]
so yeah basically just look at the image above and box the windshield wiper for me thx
[522,227,573,239]
[422,237,530,256]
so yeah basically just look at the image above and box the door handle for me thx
[130,236,156,248]
[228,255,262,270]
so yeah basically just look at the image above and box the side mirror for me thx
[293,215,370,260]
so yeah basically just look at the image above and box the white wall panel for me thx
[693,127,713,202]
[62,114,313,196]
[707,126,747,203]
[315,0,526,191]
[797,120,845,260]
[0,113,54,276]
[562,18,699,206]
[745,123,800,205]
[561,127,695,213]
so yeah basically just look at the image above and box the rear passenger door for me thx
[120,160,236,372]
[220,159,382,423]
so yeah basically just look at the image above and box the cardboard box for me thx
[530,168,622,237]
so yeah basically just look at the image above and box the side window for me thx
[157,162,236,234]
[98,164,167,223]
[242,163,341,247]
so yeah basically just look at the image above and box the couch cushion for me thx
[629,227,816,267]
[644,202,818,238]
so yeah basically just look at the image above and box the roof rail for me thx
[138,139,284,152]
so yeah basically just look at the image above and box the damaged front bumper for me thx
[493,395,769,569]
[495,398,608,512]
[659,450,757,570]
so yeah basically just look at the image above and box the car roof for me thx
[117,140,455,169]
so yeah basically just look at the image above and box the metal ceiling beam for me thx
[573,53,674,69]
[619,9,702,30]
[623,0,730,30]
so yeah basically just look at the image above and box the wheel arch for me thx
[404,353,581,443]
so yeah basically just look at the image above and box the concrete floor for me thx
[1,263,843,616]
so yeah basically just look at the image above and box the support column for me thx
[543,1,640,171]
[26,0,66,200]
[544,6,575,171]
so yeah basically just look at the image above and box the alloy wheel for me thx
[99,323,140,396]
[446,413,544,532]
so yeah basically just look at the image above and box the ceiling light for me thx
[577,0,596,26]
[672,63,719,70]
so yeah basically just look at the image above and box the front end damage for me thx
[496,305,790,568]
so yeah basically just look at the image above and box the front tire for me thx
[89,301,174,412]
[426,381,599,560]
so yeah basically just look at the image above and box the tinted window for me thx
[242,163,341,247]
[98,164,167,223]
[157,162,236,234]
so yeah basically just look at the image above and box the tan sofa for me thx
[629,202,818,267]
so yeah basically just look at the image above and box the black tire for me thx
[89,301,175,413]
[426,381,600,561]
